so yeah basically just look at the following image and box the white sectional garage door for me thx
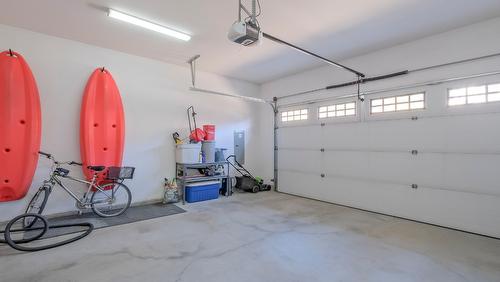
[277,81,500,238]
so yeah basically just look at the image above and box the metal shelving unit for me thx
[176,162,230,204]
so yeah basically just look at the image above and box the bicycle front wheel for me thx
[23,186,50,228]
[91,182,131,217]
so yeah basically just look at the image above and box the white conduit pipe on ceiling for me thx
[189,87,269,104]
[187,54,271,105]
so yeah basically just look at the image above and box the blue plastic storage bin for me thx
[185,181,221,203]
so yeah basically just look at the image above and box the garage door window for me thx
[371,93,425,114]
[281,109,308,122]
[448,83,500,106]
[319,102,356,119]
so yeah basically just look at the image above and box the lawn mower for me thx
[226,155,271,193]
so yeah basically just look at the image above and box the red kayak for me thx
[0,50,42,202]
[80,68,125,183]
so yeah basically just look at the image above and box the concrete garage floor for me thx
[1,192,500,282]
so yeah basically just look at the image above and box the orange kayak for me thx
[0,50,41,202]
[80,68,125,183]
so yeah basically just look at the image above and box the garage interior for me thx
[1,1,500,281]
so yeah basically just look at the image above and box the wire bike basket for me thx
[105,167,135,181]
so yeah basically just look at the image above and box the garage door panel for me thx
[278,150,321,173]
[278,170,321,197]
[412,154,446,188]
[367,120,446,151]
[278,126,321,148]
[441,154,500,195]
[279,173,500,237]
[323,152,416,184]
[442,114,500,152]
[321,123,370,148]
[278,105,500,237]
[322,151,369,178]
[321,114,500,153]
[412,153,500,195]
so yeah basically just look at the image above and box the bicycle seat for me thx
[87,165,106,172]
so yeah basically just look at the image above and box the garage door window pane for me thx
[488,83,500,102]
[449,97,466,106]
[488,93,500,102]
[396,96,409,103]
[468,94,486,104]
[318,102,356,119]
[384,97,396,104]
[410,101,425,109]
[371,106,383,113]
[372,99,383,106]
[384,104,396,112]
[397,103,409,111]
[488,84,500,93]
[410,93,424,102]
[282,109,308,122]
[468,86,486,95]
[449,88,466,97]
[449,83,500,106]
[371,93,425,114]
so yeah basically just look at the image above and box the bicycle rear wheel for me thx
[23,186,50,228]
[91,182,131,217]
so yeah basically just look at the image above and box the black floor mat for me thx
[3,203,185,240]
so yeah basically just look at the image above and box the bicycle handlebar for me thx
[39,151,82,166]
[39,151,52,159]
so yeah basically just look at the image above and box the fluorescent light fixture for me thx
[108,9,191,41]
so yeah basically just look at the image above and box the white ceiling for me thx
[1,0,500,83]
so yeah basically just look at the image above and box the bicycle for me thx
[24,151,134,227]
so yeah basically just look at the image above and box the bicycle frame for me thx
[49,173,115,207]
[39,154,117,208]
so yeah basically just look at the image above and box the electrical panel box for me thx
[234,130,245,164]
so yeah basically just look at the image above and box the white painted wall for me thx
[0,24,262,221]
[259,17,500,237]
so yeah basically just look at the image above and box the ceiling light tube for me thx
[108,9,191,41]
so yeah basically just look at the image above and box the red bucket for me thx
[203,125,215,141]
[190,128,205,143]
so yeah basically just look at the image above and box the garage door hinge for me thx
[411,184,418,189]
[411,150,418,155]
[274,146,278,151]
[320,173,325,178]
[411,116,418,121]
[320,123,326,127]
[320,148,325,152]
